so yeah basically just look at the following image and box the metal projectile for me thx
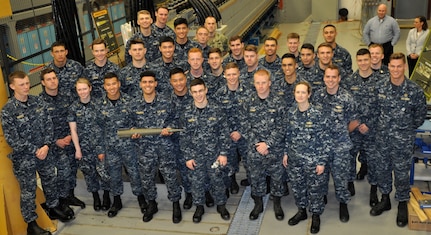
[117,128,184,138]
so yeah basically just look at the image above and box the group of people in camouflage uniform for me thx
[1,5,428,235]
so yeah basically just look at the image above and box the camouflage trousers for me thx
[374,137,414,201]
[105,146,142,196]
[187,154,228,206]
[12,154,58,222]
[137,142,182,202]
[287,162,326,215]
[248,148,285,197]
[323,149,351,204]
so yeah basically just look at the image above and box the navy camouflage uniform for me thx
[118,62,149,98]
[295,54,302,65]
[168,91,194,194]
[296,63,324,89]
[179,99,230,206]
[148,58,188,93]
[151,23,176,41]
[125,32,160,64]
[242,92,286,198]
[373,77,427,201]
[186,72,221,97]
[205,71,225,98]
[312,86,357,204]
[258,55,282,74]
[175,40,199,62]
[1,95,58,222]
[83,60,120,98]
[342,71,380,184]
[353,64,389,169]
[67,99,109,193]
[223,55,246,71]
[239,65,270,91]
[130,93,182,203]
[372,65,389,80]
[38,90,75,199]
[272,71,303,107]
[272,71,304,188]
[296,63,348,90]
[297,63,348,90]
[45,58,84,192]
[284,104,329,215]
[45,59,84,99]
[214,82,251,186]
[197,44,212,69]
[333,44,353,75]
[98,93,143,197]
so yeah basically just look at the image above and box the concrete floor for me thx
[52,20,431,235]
[54,163,431,235]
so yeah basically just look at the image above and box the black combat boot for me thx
[183,192,192,210]
[205,191,214,207]
[193,205,205,223]
[310,214,320,234]
[48,204,74,222]
[92,191,101,211]
[339,202,349,222]
[101,190,111,211]
[288,207,307,225]
[217,204,230,220]
[370,193,391,216]
[172,201,182,223]
[348,181,355,196]
[249,196,263,220]
[143,200,158,222]
[230,174,239,194]
[27,220,52,235]
[59,197,75,217]
[273,196,284,220]
[356,163,367,180]
[396,201,408,227]
[369,185,378,207]
[67,189,86,208]
[240,178,250,186]
[108,195,122,218]
[137,194,147,213]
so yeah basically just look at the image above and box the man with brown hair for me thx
[151,6,175,39]
[125,10,159,63]
[371,52,426,227]
[286,32,301,63]
[223,35,246,70]
[83,38,119,98]
[240,44,269,90]
[2,71,74,235]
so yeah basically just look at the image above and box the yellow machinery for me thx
[0,66,56,233]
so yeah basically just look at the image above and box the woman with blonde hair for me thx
[68,78,110,212]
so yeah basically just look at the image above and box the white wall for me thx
[339,0,392,21]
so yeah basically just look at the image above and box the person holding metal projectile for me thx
[97,72,146,218]
[129,71,182,224]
